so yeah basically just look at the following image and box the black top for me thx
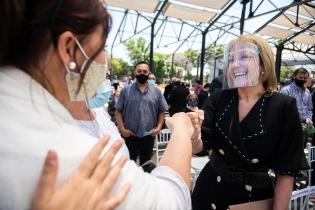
[163,83,173,100]
[202,89,308,173]
[167,85,190,116]
[197,90,208,109]
[192,89,309,210]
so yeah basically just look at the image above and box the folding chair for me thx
[289,143,315,210]
[307,143,315,187]
[154,129,171,163]
[289,186,315,210]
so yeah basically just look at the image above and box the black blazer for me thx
[202,89,309,175]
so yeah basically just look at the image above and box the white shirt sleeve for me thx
[110,161,191,210]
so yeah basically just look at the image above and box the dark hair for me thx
[173,81,181,86]
[134,61,151,71]
[0,0,111,72]
[203,83,211,89]
[293,67,309,77]
[112,82,119,91]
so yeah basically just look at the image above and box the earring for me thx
[68,62,76,70]
[261,71,265,75]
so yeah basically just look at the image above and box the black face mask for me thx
[186,98,198,112]
[136,74,149,84]
[295,79,305,88]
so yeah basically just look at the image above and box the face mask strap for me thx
[74,37,90,60]
[73,37,92,74]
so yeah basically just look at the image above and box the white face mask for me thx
[65,38,107,102]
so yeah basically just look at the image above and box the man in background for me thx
[280,67,313,124]
[115,61,168,170]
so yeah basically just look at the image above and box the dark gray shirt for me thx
[116,83,168,137]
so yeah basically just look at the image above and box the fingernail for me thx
[47,150,56,166]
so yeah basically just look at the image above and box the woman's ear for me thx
[57,31,76,69]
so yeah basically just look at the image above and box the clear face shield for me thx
[223,42,261,89]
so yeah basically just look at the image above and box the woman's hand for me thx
[187,110,204,154]
[31,137,131,210]
[166,112,194,136]
[187,110,204,141]
[166,110,204,138]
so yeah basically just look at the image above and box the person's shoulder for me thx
[121,83,134,92]
[305,88,312,95]
[270,91,296,104]
[280,85,290,91]
[272,91,292,98]
[205,89,233,106]
[151,85,164,95]
[213,88,235,98]
[175,85,187,91]
[149,84,160,91]
[164,84,172,90]
[268,92,301,115]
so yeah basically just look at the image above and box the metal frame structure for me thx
[255,0,315,80]
[107,0,315,82]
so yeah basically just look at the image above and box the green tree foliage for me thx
[205,44,224,62]
[153,53,169,84]
[124,37,170,83]
[169,54,193,80]
[280,66,295,81]
[184,49,199,81]
[184,49,200,67]
[183,45,224,82]
[124,37,148,65]
[111,57,130,79]
[183,45,224,67]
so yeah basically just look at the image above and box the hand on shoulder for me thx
[31,137,131,210]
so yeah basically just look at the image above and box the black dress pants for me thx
[125,135,155,167]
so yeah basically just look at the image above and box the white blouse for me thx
[0,67,191,210]
[76,107,130,158]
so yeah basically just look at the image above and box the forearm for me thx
[111,161,191,210]
[115,110,125,130]
[156,112,165,130]
[273,174,293,210]
[159,129,192,186]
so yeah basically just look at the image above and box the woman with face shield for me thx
[191,35,308,210]
[0,1,203,210]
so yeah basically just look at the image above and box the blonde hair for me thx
[228,35,277,92]
[186,93,198,101]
